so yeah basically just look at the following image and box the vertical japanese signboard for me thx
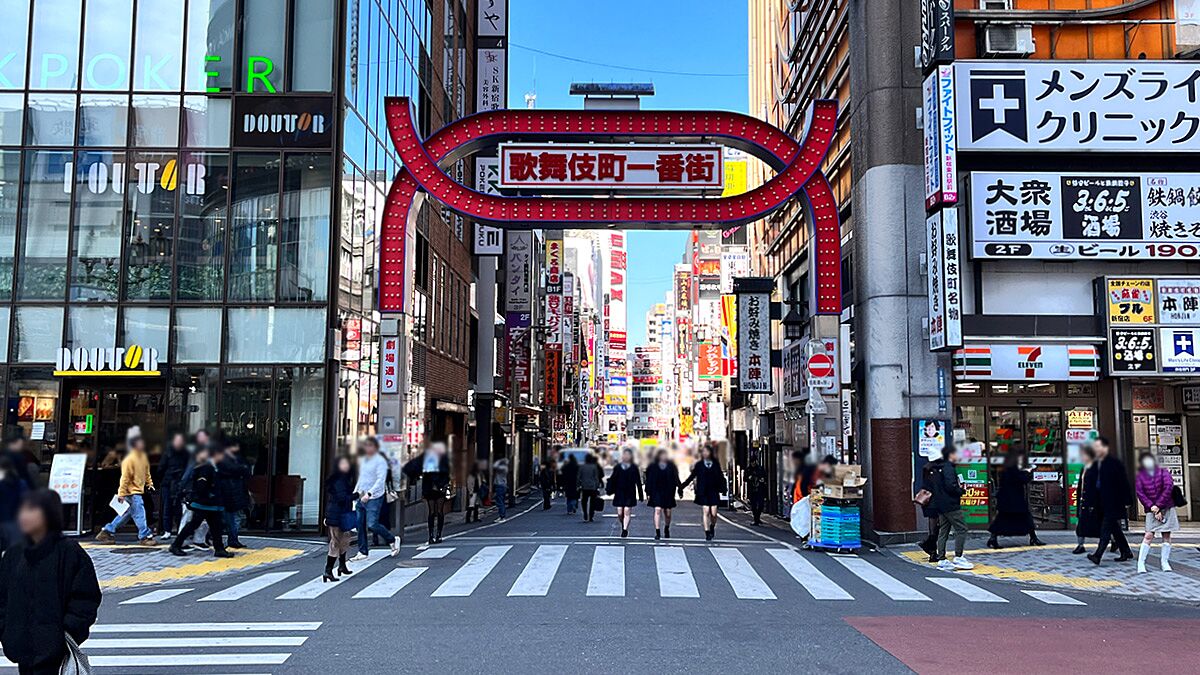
[473,157,503,255]
[544,348,561,406]
[476,0,507,112]
[734,278,773,393]
[920,0,955,72]
[927,209,963,350]
[381,336,400,394]
[923,65,958,210]
[545,234,563,347]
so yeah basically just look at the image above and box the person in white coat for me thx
[349,438,400,560]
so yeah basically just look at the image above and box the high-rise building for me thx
[1,0,479,533]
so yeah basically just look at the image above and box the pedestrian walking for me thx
[745,458,769,525]
[681,444,727,541]
[402,442,452,545]
[169,444,233,558]
[176,438,211,551]
[351,437,401,560]
[217,439,251,549]
[560,454,580,514]
[644,449,679,540]
[0,457,27,551]
[465,462,485,523]
[322,455,356,582]
[607,448,643,538]
[1135,452,1180,573]
[96,426,157,546]
[1073,444,1101,555]
[155,432,190,540]
[922,443,974,571]
[0,489,101,675]
[493,457,510,522]
[1086,436,1135,566]
[986,453,1046,549]
[538,458,557,511]
[578,453,604,522]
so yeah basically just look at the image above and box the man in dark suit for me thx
[1086,436,1134,565]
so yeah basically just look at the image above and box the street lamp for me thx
[782,304,807,341]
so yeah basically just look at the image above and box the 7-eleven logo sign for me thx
[1017,346,1044,379]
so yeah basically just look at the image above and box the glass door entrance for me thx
[63,382,165,533]
[988,407,1067,529]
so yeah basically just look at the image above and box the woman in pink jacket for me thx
[1134,453,1179,573]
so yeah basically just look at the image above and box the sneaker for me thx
[138,537,159,546]
[349,552,369,562]
[390,536,402,557]
[495,517,506,523]
[952,556,975,571]
[94,530,115,544]
[928,555,943,564]
[169,546,188,557]
[936,559,956,572]
[158,532,174,541]
[213,550,235,559]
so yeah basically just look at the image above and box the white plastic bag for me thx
[790,496,812,538]
[60,632,92,675]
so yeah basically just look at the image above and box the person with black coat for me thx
[986,452,1046,549]
[607,448,643,538]
[643,449,680,540]
[0,457,27,551]
[538,459,557,510]
[322,455,356,582]
[577,454,605,522]
[402,442,451,545]
[1073,444,1102,554]
[217,440,251,549]
[745,458,769,526]
[681,443,727,541]
[1086,436,1135,565]
[0,489,101,675]
[922,443,974,571]
[169,444,232,558]
[156,432,191,539]
[560,455,580,515]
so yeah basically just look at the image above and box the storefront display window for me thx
[72,150,125,301]
[81,0,133,92]
[78,96,130,147]
[173,308,221,363]
[221,368,272,526]
[28,0,82,90]
[133,0,184,92]
[7,368,57,465]
[281,154,331,301]
[230,153,280,301]
[67,305,116,350]
[26,94,77,146]
[226,307,325,363]
[0,95,24,145]
[13,307,62,362]
[167,367,219,434]
[19,151,71,300]
[273,366,323,528]
[178,152,228,300]
[125,152,176,299]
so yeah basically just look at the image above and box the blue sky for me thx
[507,0,749,346]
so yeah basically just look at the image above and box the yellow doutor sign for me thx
[54,345,161,376]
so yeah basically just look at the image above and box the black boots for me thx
[1072,544,1086,554]
[655,529,661,540]
[987,536,1001,549]
[621,529,628,538]
[323,556,338,582]
[705,528,714,541]
[337,553,352,576]
[1029,535,1046,546]
[663,525,670,539]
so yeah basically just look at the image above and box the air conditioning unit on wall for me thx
[981,24,1036,57]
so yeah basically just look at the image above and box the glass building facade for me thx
[1,0,472,532]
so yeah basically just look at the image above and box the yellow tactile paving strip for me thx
[900,544,1123,590]
[86,545,308,590]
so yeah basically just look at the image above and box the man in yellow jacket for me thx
[96,426,156,545]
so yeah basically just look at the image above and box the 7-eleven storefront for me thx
[951,343,1111,530]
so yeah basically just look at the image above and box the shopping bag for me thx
[59,632,92,675]
[592,495,605,513]
[790,496,812,538]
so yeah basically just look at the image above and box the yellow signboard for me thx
[1106,278,1156,324]
[721,160,748,197]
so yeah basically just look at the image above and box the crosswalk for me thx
[108,544,1093,609]
[1,622,319,670]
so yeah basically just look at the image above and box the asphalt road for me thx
[76,496,1200,674]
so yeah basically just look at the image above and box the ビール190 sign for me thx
[970,171,1200,260]
[499,144,723,191]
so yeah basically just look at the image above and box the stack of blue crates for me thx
[816,501,861,549]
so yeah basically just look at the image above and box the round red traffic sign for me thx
[807,353,835,378]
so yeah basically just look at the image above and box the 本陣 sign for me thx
[970,172,1200,260]
[956,61,1200,153]
[498,144,723,191]
[1157,278,1200,323]
[926,209,963,351]
[735,288,772,393]
[55,345,160,377]
[923,65,958,210]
